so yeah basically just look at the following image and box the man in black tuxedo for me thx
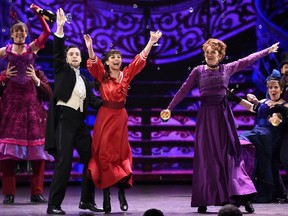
[45,8,103,215]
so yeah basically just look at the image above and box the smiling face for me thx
[10,22,28,44]
[106,51,122,71]
[204,46,222,67]
[202,38,227,67]
[267,79,283,101]
[66,47,82,68]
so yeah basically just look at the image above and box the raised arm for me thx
[226,42,280,76]
[142,30,162,56]
[29,3,51,52]
[84,34,95,59]
[55,8,67,37]
[53,8,68,74]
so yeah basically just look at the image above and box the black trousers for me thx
[48,106,95,207]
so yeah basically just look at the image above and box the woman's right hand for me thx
[160,109,171,122]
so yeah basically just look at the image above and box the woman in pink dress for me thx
[84,31,162,213]
[0,4,53,204]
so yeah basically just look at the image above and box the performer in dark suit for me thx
[45,8,103,215]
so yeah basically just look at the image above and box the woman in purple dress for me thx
[0,4,53,204]
[160,38,279,213]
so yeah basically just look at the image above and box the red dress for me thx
[86,51,147,189]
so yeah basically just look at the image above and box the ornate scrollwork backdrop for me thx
[1,0,256,65]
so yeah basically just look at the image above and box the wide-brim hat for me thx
[280,52,288,68]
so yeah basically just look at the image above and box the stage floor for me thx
[1,183,288,215]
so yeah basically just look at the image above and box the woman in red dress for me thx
[84,31,162,213]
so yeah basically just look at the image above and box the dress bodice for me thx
[4,44,37,84]
[198,65,229,96]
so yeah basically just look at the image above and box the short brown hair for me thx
[202,38,227,61]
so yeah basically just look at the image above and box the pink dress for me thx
[0,44,53,161]
[86,51,147,189]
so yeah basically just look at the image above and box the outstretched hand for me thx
[268,42,279,53]
[149,30,162,44]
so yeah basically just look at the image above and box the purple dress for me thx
[168,48,270,207]
[0,44,53,161]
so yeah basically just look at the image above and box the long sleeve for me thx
[124,51,147,83]
[33,14,51,49]
[36,70,52,101]
[86,57,105,82]
[225,48,270,77]
[167,67,199,111]
[52,34,76,102]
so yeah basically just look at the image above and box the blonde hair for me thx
[202,38,227,61]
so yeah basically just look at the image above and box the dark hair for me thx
[143,208,164,216]
[101,49,122,81]
[218,204,242,216]
[93,49,124,91]
[65,45,81,58]
[266,76,284,91]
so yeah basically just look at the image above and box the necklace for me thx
[206,64,219,70]
[274,97,282,102]
[13,42,25,46]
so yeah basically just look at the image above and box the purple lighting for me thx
[1,0,256,64]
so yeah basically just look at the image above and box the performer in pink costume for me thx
[0,5,53,204]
